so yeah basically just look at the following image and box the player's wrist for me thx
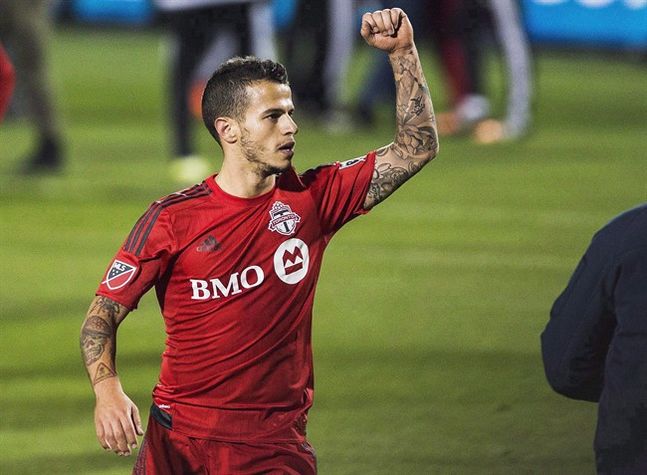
[92,374,122,398]
[387,44,417,59]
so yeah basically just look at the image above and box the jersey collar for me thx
[205,167,305,206]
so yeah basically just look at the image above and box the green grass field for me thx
[1,27,646,474]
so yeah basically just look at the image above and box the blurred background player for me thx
[282,0,356,128]
[542,203,647,473]
[0,0,65,172]
[469,0,532,144]
[0,43,15,122]
[154,0,277,184]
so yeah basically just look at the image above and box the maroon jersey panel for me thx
[96,152,376,442]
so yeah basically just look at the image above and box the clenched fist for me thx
[360,8,414,54]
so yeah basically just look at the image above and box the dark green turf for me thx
[0,27,645,474]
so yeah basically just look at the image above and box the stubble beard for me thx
[240,131,289,178]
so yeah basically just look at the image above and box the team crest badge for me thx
[268,201,301,236]
[102,259,137,290]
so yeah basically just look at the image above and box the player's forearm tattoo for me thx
[93,362,117,385]
[88,296,123,318]
[391,49,437,160]
[80,316,111,366]
[80,297,125,385]
[365,49,438,209]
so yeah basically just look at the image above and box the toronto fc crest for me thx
[268,201,301,236]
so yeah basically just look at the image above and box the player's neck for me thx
[215,163,276,198]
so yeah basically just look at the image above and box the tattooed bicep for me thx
[364,145,427,209]
[87,296,129,323]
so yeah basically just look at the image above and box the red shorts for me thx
[133,410,317,475]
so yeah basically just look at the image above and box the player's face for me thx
[238,81,298,177]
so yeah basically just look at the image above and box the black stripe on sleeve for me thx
[126,184,211,257]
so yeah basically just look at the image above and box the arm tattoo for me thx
[88,296,122,319]
[367,160,426,206]
[80,296,125,385]
[80,316,111,366]
[392,50,437,159]
[93,362,117,385]
[365,49,438,209]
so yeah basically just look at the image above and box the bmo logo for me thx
[274,238,309,285]
[190,265,264,300]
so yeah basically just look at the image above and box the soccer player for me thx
[80,8,438,473]
[542,203,647,473]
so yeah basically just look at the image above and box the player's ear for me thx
[215,117,239,144]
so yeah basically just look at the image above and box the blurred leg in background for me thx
[188,0,277,119]
[473,0,532,144]
[432,0,490,136]
[0,43,16,122]
[0,0,65,173]
[156,0,277,185]
[432,0,533,142]
[283,0,355,128]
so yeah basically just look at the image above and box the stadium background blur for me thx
[1,0,645,473]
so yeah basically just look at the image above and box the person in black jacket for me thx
[542,203,647,474]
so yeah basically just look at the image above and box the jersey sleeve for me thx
[300,151,376,238]
[96,205,176,310]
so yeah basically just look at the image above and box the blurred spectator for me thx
[472,0,532,144]
[542,203,647,474]
[154,0,277,184]
[282,0,356,128]
[0,43,15,122]
[0,0,65,172]
[356,0,532,144]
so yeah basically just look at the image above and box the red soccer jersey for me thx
[96,152,376,443]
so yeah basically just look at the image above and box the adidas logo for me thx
[197,235,220,253]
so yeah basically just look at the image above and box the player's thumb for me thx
[131,404,144,435]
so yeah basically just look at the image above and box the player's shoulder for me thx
[123,183,214,255]
[147,182,214,216]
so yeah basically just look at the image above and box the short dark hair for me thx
[201,56,289,144]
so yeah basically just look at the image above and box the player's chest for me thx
[174,198,322,284]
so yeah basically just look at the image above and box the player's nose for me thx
[281,114,298,135]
